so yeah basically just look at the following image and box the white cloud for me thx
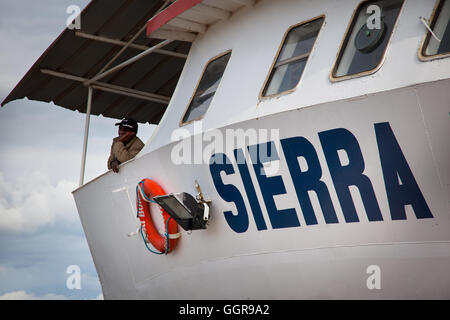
[0,171,78,233]
[0,290,67,300]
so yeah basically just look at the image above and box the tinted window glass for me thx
[263,17,324,96]
[332,0,404,78]
[182,52,231,123]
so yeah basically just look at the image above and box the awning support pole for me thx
[84,39,173,86]
[40,69,170,103]
[94,0,174,76]
[79,86,93,186]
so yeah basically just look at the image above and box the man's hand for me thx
[111,160,120,173]
[118,131,135,143]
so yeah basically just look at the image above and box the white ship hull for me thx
[73,78,450,299]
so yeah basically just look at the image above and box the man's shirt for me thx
[107,135,144,170]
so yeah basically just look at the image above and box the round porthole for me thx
[354,21,386,53]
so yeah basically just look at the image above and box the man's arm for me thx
[107,138,120,172]
[111,137,144,164]
[107,153,115,170]
[107,140,116,169]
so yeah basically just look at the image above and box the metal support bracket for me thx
[194,180,211,222]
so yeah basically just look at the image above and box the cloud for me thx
[0,171,78,233]
[0,290,67,300]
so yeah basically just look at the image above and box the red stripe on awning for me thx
[146,0,203,37]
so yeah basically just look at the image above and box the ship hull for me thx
[73,78,450,299]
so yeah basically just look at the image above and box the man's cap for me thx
[115,118,138,132]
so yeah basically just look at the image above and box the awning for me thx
[1,0,191,124]
[1,0,256,124]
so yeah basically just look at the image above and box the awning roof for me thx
[1,0,255,124]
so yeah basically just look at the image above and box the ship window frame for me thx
[418,0,450,62]
[179,50,232,126]
[329,0,406,82]
[259,15,326,100]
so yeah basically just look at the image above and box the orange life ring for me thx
[136,179,179,254]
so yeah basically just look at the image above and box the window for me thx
[420,0,450,60]
[262,17,325,97]
[331,0,404,80]
[181,51,231,124]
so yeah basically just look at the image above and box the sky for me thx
[0,0,156,299]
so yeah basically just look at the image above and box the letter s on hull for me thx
[209,153,249,233]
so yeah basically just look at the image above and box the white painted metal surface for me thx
[73,0,450,299]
